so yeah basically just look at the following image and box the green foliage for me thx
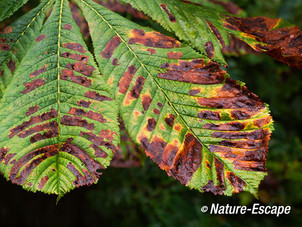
[0,0,29,22]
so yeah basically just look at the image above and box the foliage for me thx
[0,0,300,199]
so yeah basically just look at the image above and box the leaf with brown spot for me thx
[0,0,119,199]
[78,0,273,197]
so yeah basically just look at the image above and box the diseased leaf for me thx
[124,0,302,69]
[121,0,230,66]
[96,0,148,19]
[0,0,29,22]
[76,0,273,196]
[223,16,302,69]
[0,0,119,198]
[0,0,54,97]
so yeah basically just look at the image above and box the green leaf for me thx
[0,0,54,97]
[0,0,119,198]
[122,0,302,69]
[76,0,273,196]
[121,0,230,66]
[0,0,29,22]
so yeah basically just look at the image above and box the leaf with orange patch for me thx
[77,0,273,196]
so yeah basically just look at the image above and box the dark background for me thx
[1,0,302,226]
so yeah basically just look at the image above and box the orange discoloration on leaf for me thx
[0,26,12,34]
[167,51,183,59]
[99,129,117,142]
[118,65,137,94]
[21,79,45,94]
[133,110,141,119]
[141,92,152,111]
[101,36,121,59]
[159,4,176,23]
[173,123,183,132]
[128,29,181,48]
[147,48,156,54]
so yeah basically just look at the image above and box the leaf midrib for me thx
[79,0,261,194]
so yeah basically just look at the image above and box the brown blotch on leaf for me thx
[165,114,175,127]
[61,52,89,64]
[0,44,11,51]
[147,48,156,54]
[77,100,92,108]
[212,128,270,140]
[142,94,152,111]
[99,129,117,142]
[118,65,137,94]
[189,89,200,96]
[167,51,183,59]
[61,69,91,87]
[38,176,49,189]
[140,136,167,167]
[66,62,95,77]
[159,4,177,23]
[17,121,58,139]
[0,147,9,162]
[30,65,47,78]
[224,16,302,69]
[112,58,119,66]
[130,76,145,99]
[214,157,225,190]
[101,36,121,59]
[205,41,215,59]
[203,122,245,131]
[162,144,179,169]
[80,131,118,153]
[201,180,224,195]
[7,59,16,73]
[63,24,73,30]
[147,118,157,131]
[9,109,58,138]
[157,102,163,108]
[169,133,202,184]
[128,29,181,48]
[26,105,40,116]
[35,34,47,42]
[61,115,94,130]
[9,145,58,185]
[21,79,45,94]
[227,172,246,193]
[68,107,106,123]
[153,108,160,115]
[85,91,113,102]
[0,26,12,34]
[197,110,221,120]
[206,20,225,47]
[62,42,86,53]
[159,60,226,85]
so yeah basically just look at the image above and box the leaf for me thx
[121,0,230,66]
[123,0,302,69]
[222,16,302,69]
[76,0,273,196]
[0,0,54,97]
[0,0,29,22]
[0,0,119,198]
